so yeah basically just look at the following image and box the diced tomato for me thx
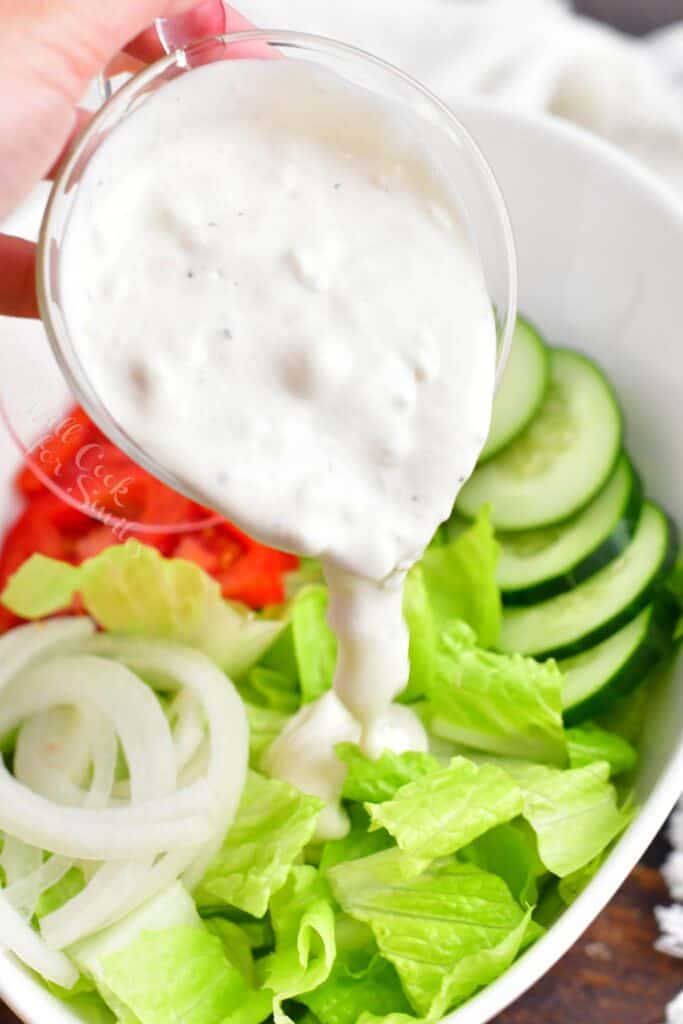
[0,406,299,630]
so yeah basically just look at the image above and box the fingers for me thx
[127,0,228,62]
[0,237,38,319]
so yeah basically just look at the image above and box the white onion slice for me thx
[85,637,248,888]
[170,690,206,772]
[177,738,210,788]
[0,655,177,805]
[0,889,78,988]
[5,855,73,918]
[82,708,118,809]
[0,619,94,697]
[0,836,43,887]
[41,850,195,950]
[0,760,212,860]
[14,707,91,807]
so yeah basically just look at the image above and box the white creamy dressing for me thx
[61,60,496,838]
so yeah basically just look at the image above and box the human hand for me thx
[0,0,253,318]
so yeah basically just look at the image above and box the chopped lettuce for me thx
[102,926,272,1024]
[337,744,440,804]
[195,772,323,918]
[248,667,300,713]
[291,586,337,704]
[506,761,632,877]
[460,821,545,906]
[1,543,281,678]
[36,866,86,920]
[204,917,258,985]
[244,703,291,765]
[301,928,412,1024]
[365,758,523,867]
[557,854,605,905]
[565,723,637,776]
[400,568,436,702]
[319,806,393,873]
[427,622,567,765]
[329,850,530,1017]
[418,508,501,649]
[262,866,336,1024]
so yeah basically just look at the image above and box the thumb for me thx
[0,0,230,216]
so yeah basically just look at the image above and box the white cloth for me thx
[241,0,683,199]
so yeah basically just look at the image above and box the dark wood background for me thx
[2,1,683,1022]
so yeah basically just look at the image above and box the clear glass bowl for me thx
[27,29,517,530]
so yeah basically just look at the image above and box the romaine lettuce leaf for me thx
[336,744,439,804]
[291,586,337,704]
[248,667,300,713]
[204,917,257,985]
[506,761,632,877]
[102,925,272,1024]
[262,866,336,1024]
[460,821,544,906]
[399,568,436,702]
[244,703,291,766]
[195,772,322,917]
[557,854,605,905]
[565,723,637,776]
[418,508,501,649]
[365,758,522,866]
[329,850,530,1017]
[427,622,567,765]
[302,944,412,1024]
[319,806,394,873]
[1,543,281,678]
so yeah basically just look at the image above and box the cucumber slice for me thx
[458,348,622,531]
[498,455,643,605]
[561,598,678,725]
[499,502,678,659]
[480,318,550,461]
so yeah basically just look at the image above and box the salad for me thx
[0,317,680,1024]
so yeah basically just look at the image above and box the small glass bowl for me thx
[28,30,517,529]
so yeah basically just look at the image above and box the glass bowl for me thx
[30,29,517,528]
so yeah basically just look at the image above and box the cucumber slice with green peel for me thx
[480,318,550,462]
[458,348,623,531]
[499,502,678,660]
[561,598,679,725]
[498,454,643,605]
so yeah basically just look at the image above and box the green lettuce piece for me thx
[48,993,116,1024]
[244,703,291,766]
[302,937,412,1024]
[102,926,271,1024]
[366,757,522,866]
[557,853,605,905]
[36,866,86,920]
[262,866,336,1024]
[427,622,567,765]
[329,850,530,1017]
[204,918,258,986]
[1,543,281,678]
[667,559,683,640]
[292,586,337,704]
[319,806,393,873]
[257,623,299,686]
[400,568,436,703]
[337,744,439,804]
[195,772,323,918]
[507,761,633,877]
[418,508,501,648]
[565,723,637,776]
[460,821,544,906]
[248,667,300,713]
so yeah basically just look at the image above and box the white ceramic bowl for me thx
[1,99,683,1024]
